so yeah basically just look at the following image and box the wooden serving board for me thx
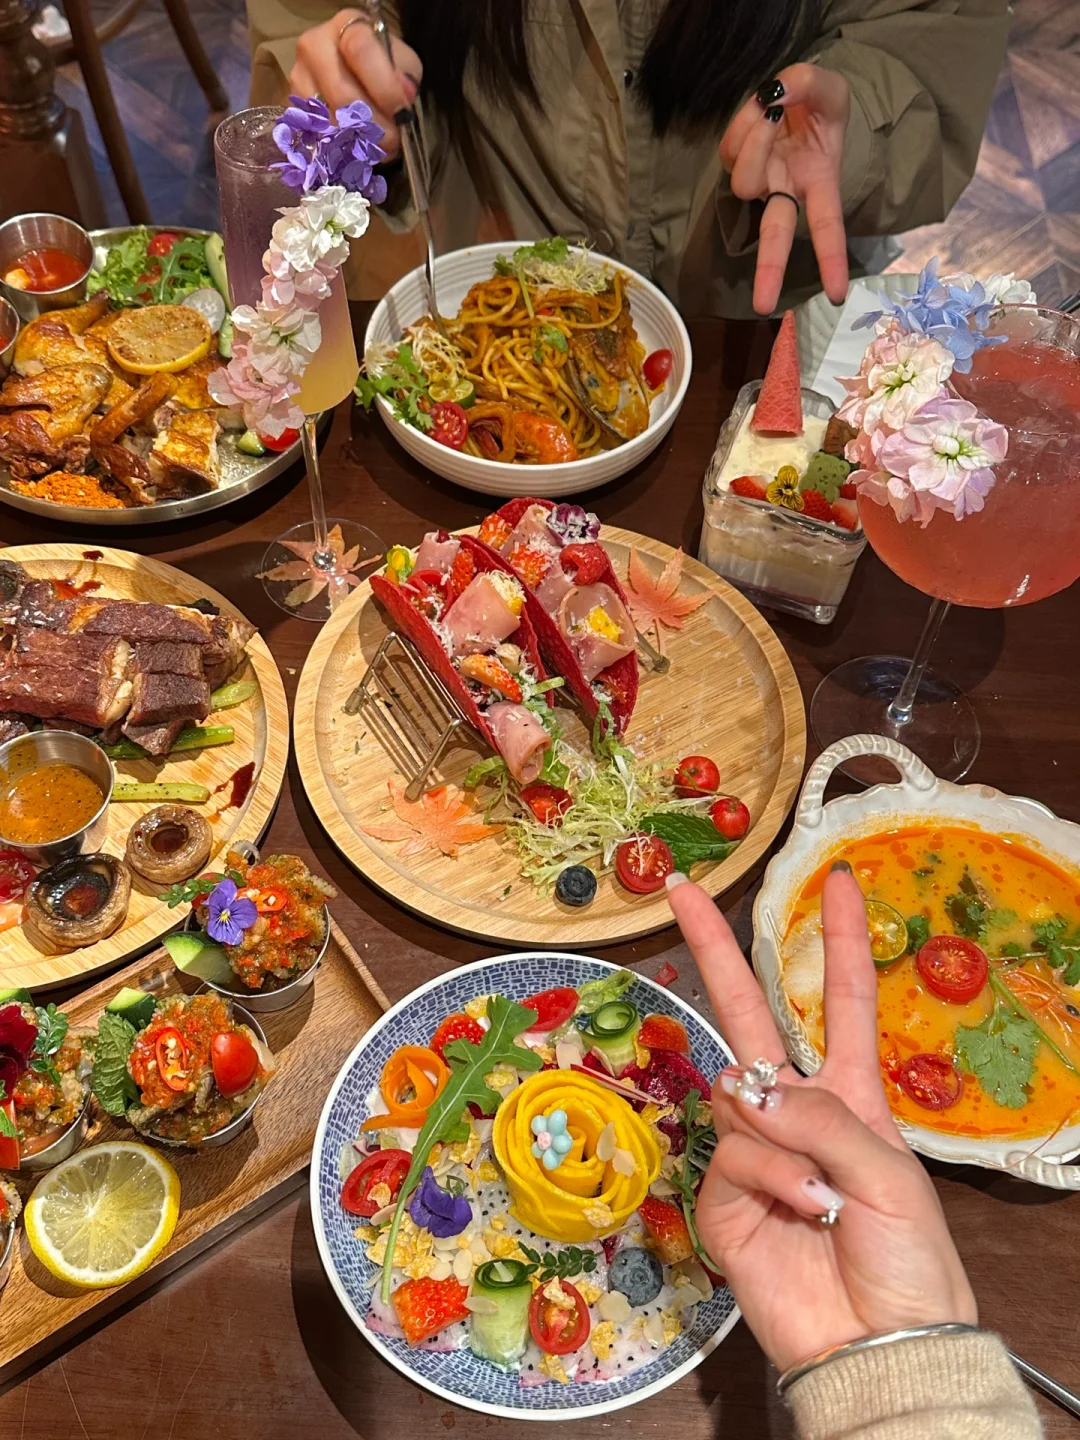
[0,544,289,991]
[295,526,806,946]
[0,918,388,1384]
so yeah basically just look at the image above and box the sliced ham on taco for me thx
[370,533,556,784]
[473,498,639,735]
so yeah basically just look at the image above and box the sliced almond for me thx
[432,1232,461,1253]
[597,1290,632,1324]
[670,1285,703,1312]
[453,1248,474,1282]
[675,1259,713,1299]
[463,1295,499,1315]
[611,1148,637,1177]
[595,1122,617,1163]
[644,1313,665,1348]
[368,1203,396,1226]
[470,1238,492,1264]
[556,1041,584,1070]
[429,1257,453,1281]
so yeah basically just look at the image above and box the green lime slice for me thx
[865,900,908,968]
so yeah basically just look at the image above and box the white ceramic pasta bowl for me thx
[752,733,1080,1189]
[363,242,692,498]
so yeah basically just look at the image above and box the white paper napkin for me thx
[809,275,920,406]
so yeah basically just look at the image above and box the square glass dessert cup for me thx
[699,382,867,624]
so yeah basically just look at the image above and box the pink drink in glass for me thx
[858,306,1080,608]
[214,107,293,311]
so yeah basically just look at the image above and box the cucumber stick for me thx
[468,1260,532,1368]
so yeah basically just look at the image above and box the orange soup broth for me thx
[786,824,1080,1140]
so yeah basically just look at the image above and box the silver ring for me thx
[817,1202,842,1227]
[733,1056,787,1110]
[338,5,384,49]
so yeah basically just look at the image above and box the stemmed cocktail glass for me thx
[811,305,1080,784]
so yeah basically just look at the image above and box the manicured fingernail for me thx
[764,106,784,124]
[800,1176,845,1214]
[721,1068,783,1110]
[665,872,690,891]
[830,859,852,873]
[719,1069,740,1096]
[756,79,785,107]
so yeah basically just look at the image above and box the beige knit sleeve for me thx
[788,1331,1042,1440]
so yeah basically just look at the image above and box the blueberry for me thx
[555,865,597,908]
[608,1246,663,1306]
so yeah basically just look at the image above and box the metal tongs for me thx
[368,1,446,336]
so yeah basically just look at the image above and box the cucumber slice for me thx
[468,1260,532,1368]
[163,931,234,985]
[204,233,229,300]
[585,1000,641,1073]
[0,987,32,1006]
[236,428,266,457]
[218,313,233,359]
[105,986,157,1030]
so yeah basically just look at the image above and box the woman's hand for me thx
[719,62,851,315]
[666,868,977,1373]
[290,8,422,160]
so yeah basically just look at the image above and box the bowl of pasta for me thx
[361,241,692,498]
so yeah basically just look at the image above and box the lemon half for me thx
[106,304,211,374]
[25,1141,180,1289]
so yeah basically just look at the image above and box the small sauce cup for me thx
[0,213,94,323]
[0,730,113,866]
[0,295,18,381]
[9,1090,92,1174]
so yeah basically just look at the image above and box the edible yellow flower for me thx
[493,1070,661,1244]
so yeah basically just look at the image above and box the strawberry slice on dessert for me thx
[729,475,769,500]
[831,497,860,531]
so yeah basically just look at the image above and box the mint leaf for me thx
[906,914,931,955]
[954,1002,1039,1109]
[640,812,739,872]
[91,1012,139,1117]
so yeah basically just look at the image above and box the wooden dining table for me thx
[1,307,1078,1438]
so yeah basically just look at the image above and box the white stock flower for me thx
[270,185,371,273]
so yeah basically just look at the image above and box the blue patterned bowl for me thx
[311,952,740,1419]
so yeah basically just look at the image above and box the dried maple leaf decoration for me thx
[362,777,502,859]
[625,548,709,653]
[257,524,367,609]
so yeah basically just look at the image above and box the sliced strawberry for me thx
[839,480,857,499]
[655,962,679,988]
[800,488,834,522]
[446,548,476,602]
[392,1276,470,1346]
[831,497,860,531]
[507,542,552,589]
[639,1196,694,1265]
[458,654,523,702]
[638,1013,690,1055]
[560,542,607,585]
[729,475,768,501]
[477,513,512,548]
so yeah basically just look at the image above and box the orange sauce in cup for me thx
[0,763,104,844]
[3,247,86,292]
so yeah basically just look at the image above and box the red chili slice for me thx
[341,1148,410,1216]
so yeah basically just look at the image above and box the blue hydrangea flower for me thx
[530,1109,573,1171]
[852,257,1008,373]
[272,95,387,202]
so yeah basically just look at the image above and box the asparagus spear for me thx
[111,782,211,804]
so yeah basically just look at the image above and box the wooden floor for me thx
[63,0,1078,304]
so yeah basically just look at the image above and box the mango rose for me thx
[493,1070,661,1243]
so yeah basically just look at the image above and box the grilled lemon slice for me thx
[107,304,211,374]
[25,1142,180,1289]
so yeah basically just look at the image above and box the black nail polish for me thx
[764,105,784,124]
[756,78,785,107]
[830,859,853,874]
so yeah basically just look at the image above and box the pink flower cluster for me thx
[837,320,1009,525]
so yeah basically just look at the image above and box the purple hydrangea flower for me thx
[408,1167,472,1238]
[205,878,258,946]
[272,94,387,202]
[852,257,1008,373]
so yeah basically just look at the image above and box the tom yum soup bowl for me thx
[752,733,1080,1190]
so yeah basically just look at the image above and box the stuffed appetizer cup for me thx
[0,997,92,1173]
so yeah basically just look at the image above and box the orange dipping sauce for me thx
[3,247,86,293]
[783,825,1080,1142]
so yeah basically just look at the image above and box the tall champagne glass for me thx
[811,305,1080,784]
[214,107,382,622]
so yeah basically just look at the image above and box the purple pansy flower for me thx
[272,95,387,201]
[547,503,601,545]
[408,1167,472,1238]
[205,878,258,946]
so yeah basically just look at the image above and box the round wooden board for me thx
[0,544,289,990]
[295,526,805,947]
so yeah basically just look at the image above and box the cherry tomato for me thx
[146,231,179,256]
[710,796,750,841]
[529,1279,591,1354]
[259,427,300,452]
[616,834,674,894]
[0,1099,18,1170]
[155,1027,191,1092]
[210,1031,259,1098]
[430,1013,485,1060]
[916,936,989,1004]
[430,401,469,450]
[0,850,35,903]
[402,568,448,619]
[341,1148,410,1216]
[642,348,673,390]
[673,755,719,798]
[896,1053,963,1110]
[521,986,579,1031]
[520,783,573,826]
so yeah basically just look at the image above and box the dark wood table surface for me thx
[2,310,1078,1438]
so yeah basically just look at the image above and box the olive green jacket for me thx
[245,0,1009,316]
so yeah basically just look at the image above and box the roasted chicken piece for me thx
[89,373,176,505]
[1,363,112,442]
[150,409,221,492]
[13,293,134,407]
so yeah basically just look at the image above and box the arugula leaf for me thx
[945,870,987,939]
[91,1013,139,1118]
[906,914,931,955]
[640,812,739,873]
[669,1088,718,1265]
[86,228,213,308]
[29,1003,69,1087]
[575,968,635,1015]
[954,1001,1039,1109]
[379,995,543,1301]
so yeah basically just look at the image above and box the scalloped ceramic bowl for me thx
[363,243,691,499]
[752,733,1080,1190]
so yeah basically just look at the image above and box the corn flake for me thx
[465,995,489,1020]
[583,1200,615,1231]
[476,1158,500,1183]
[577,1280,603,1307]
[538,1352,570,1385]
[589,1321,617,1360]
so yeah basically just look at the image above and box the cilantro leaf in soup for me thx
[986,908,1018,930]
[906,914,931,955]
[945,870,987,939]
[999,942,1026,958]
[954,1001,1039,1109]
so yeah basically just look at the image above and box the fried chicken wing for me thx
[13,293,134,407]
[0,363,112,441]
[89,374,176,505]
[150,409,221,492]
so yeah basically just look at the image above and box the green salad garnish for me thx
[87,228,215,308]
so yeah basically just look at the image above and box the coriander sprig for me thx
[159,867,243,909]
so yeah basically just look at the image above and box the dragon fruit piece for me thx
[650,1050,713,1100]
[657,1113,687,1156]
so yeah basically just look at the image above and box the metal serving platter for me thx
[0,225,312,527]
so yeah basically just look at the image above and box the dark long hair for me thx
[398,0,823,136]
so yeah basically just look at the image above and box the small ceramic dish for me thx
[752,733,1080,1189]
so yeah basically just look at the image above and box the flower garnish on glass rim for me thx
[205,878,258,946]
